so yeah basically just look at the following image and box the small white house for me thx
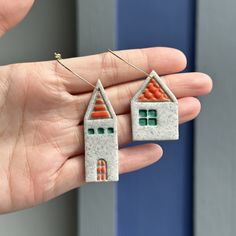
[131,70,179,141]
[84,80,118,182]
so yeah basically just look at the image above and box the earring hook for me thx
[54,53,96,89]
[108,49,151,78]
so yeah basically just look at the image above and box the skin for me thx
[0,1,212,214]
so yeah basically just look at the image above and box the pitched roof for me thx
[90,92,111,119]
[138,78,170,102]
[132,70,177,103]
[84,80,116,120]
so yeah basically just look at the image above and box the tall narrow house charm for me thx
[131,70,179,141]
[84,80,119,182]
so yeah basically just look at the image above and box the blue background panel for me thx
[116,0,195,235]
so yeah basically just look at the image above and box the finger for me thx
[72,72,211,118]
[54,144,163,195]
[0,0,34,37]
[179,97,201,123]
[119,143,163,174]
[163,72,213,98]
[54,47,187,93]
[60,96,200,157]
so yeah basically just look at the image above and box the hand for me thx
[0,0,212,215]
[0,48,212,213]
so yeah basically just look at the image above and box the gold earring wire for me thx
[108,49,151,78]
[54,53,96,88]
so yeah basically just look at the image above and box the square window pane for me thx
[148,118,157,126]
[148,110,157,117]
[108,127,114,134]
[88,128,95,134]
[98,128,104,134]
[139,118,147,126]
[139,109,147,117]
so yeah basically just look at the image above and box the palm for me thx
[0,62,77,212]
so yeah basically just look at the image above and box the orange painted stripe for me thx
[94,105,106,111]
[91,111,110,119]
[95,99,104,104]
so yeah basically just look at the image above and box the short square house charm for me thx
[84,80,118,182]
[131,70,179,141]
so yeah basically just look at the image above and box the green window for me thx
[88,128,95,134]
[98,127,105,134]
[148,110,157,117]
[139,109,158,126]
[139,109,147,117]
[139,118,147,126]
[107,127,114,134]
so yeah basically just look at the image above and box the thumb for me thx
[0,0,35,37]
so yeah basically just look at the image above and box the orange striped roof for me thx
[138,78,171,102]
[90,92,111,119]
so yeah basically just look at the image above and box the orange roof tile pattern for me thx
[90,92,111,119]
[138,78,171,102]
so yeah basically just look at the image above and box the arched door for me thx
[97,159,107,181]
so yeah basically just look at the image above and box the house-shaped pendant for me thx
[84,80,119,182]
[131,70,179,141]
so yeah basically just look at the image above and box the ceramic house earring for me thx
[54,53,119,183]
[108,50,179,141]
[84,80,118,182]
[131,71,178,140]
